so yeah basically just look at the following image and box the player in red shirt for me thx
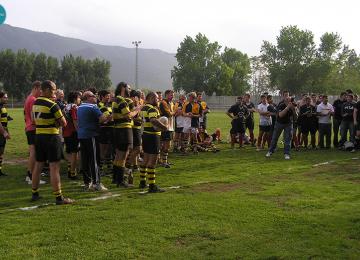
[63,92,81,179]
[24,81,42,183]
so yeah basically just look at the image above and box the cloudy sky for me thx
[1,0,359,56]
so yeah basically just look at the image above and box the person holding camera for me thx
[266,90,294,160]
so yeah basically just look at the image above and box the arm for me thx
[0,124,10,139]
[354,108,358,125]
[150,117,167,131]
[278,104,293,118]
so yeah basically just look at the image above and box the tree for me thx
[221,47,251,95]
[32,53,48,81]
[249,56,272,96]
[14,49,34,99]
[261,25,316,94]
[172,33,252,95]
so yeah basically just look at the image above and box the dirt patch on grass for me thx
[303,162,360,183]
[190,182,263,193]
[4,157,28,165]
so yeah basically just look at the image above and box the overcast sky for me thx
[1,0,359,56]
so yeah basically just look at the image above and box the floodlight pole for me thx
[132,41,141,89]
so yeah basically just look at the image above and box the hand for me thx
[3,131,10,139]
[287,103,294,109]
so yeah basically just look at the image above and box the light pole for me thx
[132,41,141,89]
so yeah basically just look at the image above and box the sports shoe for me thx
[265,152,272,157]
[25,176,31,183]
[256,147,261,152]
[148,184,165,193]
[31,193,41,202]
[163,163,171,168]
[0,171,8,176]
[27,179,46,185]
[93,183,108,192]
[284,154,290,160]
[83,183,92,191]
[139,181,148,189]
[56,197,74,205]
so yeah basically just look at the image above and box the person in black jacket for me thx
[339,93,355,146]
[332,92,346,147]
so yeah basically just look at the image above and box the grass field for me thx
[1,108,360,259]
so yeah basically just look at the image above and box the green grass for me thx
[0,108,360,259]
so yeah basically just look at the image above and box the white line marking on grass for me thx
[313,161,334,167]
[10,185,182,211]
[18,204,52,211]
[88,194,121,201]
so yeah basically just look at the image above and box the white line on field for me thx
[6,186,182,212]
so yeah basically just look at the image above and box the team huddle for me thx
[227,90,359,159]
[0,80,214,205]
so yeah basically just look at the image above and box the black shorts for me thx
[230,120,245,134]
[301,124,317,135]
[133,128,142,147]
[35,134,62,162]
[64,132,79,153]
[26,130,36,145]
[259,125,271,132]
[0,135,6,148]
[245,118,255,130]
[99,127,113,144]
[113,128,133,151]
[142,133,160,155]
[175,127,184,133]
[161,131,173,141]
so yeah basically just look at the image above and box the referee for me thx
[31,80,73,205]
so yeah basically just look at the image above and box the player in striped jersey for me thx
[0,92,11,176]
[31,80,73,205]
[139,92,168,192]
[98,90,113,174]
[126,90,142,184]
[112,82,140,187]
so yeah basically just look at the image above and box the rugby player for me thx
[31,80,73,204]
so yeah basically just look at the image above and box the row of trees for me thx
[0,49,111,99]
[171,33,251,95]
[172,27,360,96]
[261,25,360,95]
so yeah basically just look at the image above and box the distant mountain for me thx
[0,24,177,90]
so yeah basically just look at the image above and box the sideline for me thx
[1,186,181,213]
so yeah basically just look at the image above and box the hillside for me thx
[0,24,177,90]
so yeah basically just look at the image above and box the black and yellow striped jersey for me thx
[112,96,133,129]
[0,103,8,130]
[32,97,63,135]
[159,100,174,118]
[140,104,161,135]
[98,101,113,128]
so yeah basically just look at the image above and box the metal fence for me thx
[202,95,339,110]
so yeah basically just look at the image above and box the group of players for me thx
[2,80,357,205]
[0,80,213,205]
[226,90,359,159]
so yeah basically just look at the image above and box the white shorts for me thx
[183,127,198,134]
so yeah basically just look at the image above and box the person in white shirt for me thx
[316,95,334,149]
[256,95,272,151]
